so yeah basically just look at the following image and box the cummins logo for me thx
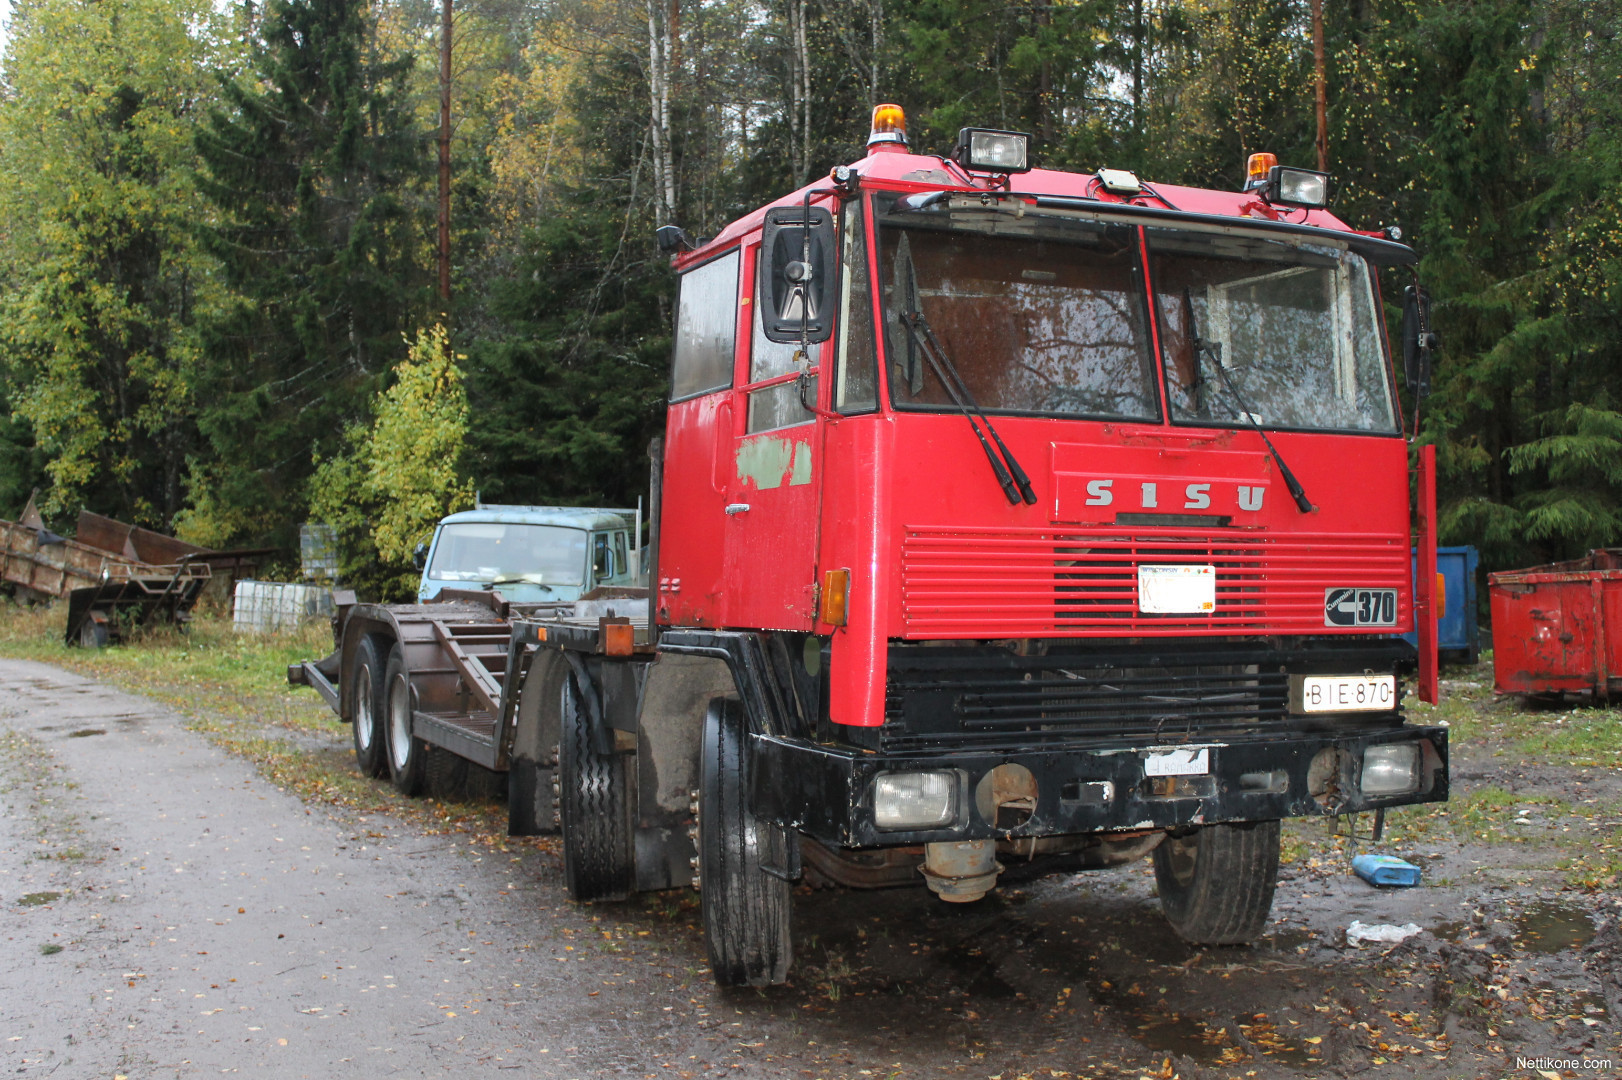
[1324,587,1398,627]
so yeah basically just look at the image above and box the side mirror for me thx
[1402,284,1438,398]
[412,541,429,572]
[759,205,836,344]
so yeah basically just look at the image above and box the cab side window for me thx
[614,531,628,579]
[671,250,740,400]
[592,533,611,582]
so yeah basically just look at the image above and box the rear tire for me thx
[1153,820,1280,944]
[700,697,792,987]
[558,672,633,901]
[350,636,389,778]
[384,644,426,796]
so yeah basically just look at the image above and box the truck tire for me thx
[1153,820,1280,945]
[384,643,427,796]
[350,636,389,779]
[700,697,792,988]
[558,672,633,902]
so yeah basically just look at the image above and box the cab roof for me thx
[674,146,1416,271]
[438,506,635,532]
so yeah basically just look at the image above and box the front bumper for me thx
[750,724,1448,848]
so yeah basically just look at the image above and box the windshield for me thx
[427,523,587,586]
[876,196,1160,420]
[1148,227,1397,433]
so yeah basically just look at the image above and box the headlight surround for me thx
[1361,743,1420,796]
[872,770,959,830]
[952,128,1031,173]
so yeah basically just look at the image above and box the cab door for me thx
[719,242,823,630]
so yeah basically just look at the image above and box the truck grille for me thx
[900,525,1409,638]
[879,640,1407,753]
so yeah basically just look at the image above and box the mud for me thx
[0,656,1617,1078]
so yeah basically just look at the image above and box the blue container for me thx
[1352,853,1422,887]
[1403,545,1480,663]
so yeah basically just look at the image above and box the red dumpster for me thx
[1490,549,1622,699]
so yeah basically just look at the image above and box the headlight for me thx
[1361,743,1420,796]
[953,128,1031,173]
[1267,166,1332,208]
[873,771,958,830]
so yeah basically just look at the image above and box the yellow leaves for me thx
[310,323,475,568]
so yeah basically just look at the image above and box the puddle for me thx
[1514,902,1595,953]
[67,728,106,738]
[1090,982,1235,1065]
[1235,1012,1323,1067]
[1257,927,1318,953]
[18,892,61,906]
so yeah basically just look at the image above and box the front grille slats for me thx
[901,525,1407,637]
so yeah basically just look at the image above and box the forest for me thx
[0,0,1618,596]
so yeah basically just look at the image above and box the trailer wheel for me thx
[384,644,426,796]
[78,618,108,650]
[350,636,389,778]
[700,697,792,988]
[1153,820,1280,945]
[558,673,633,902]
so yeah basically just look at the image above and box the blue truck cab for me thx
[415,505,641,605]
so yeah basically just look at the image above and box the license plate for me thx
[1144,748,1210,777]
[1138,564,1216,614]
[1295,674,1397,713]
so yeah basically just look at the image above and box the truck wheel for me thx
[700,697,792,988]
[1153,820,1280,945]
[384,644,426,796]
[350,636,389,779]
[558,673,633,902]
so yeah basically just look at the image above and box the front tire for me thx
[1153,820,1280,944]
[558,672,633,901]
[350,636,389,778]
[384,644,426,796]
[700,697,792,987]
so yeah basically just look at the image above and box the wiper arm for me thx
[485,576,554,592]
[1182,288,1315,514]
[897,311,1037,506]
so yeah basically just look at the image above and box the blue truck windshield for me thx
[427,523,587,587]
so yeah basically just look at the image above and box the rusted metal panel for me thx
[1490,549,1622,697]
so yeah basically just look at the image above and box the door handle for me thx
[725,503,751,515]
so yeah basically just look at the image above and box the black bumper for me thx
[750,724,1448,848]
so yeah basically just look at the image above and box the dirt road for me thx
[1,656,1617,1079]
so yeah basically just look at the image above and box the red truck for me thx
[308,106,1449,989]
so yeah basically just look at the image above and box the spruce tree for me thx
[184,0,429,546]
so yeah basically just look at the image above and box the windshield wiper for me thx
[896,310,1037,506]
[485,576,553,592]
[1182,287,1315,514]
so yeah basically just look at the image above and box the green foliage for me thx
[180,0,430,548]
[0,0,233,528]
[310,325,475,599]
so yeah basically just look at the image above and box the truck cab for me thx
[416,505,640,605]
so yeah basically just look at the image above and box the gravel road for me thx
[2,656,1617,1080]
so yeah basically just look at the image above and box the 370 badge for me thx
[1324,587,1398,627]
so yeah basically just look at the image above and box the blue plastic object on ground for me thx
[1352,853,1422,887]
